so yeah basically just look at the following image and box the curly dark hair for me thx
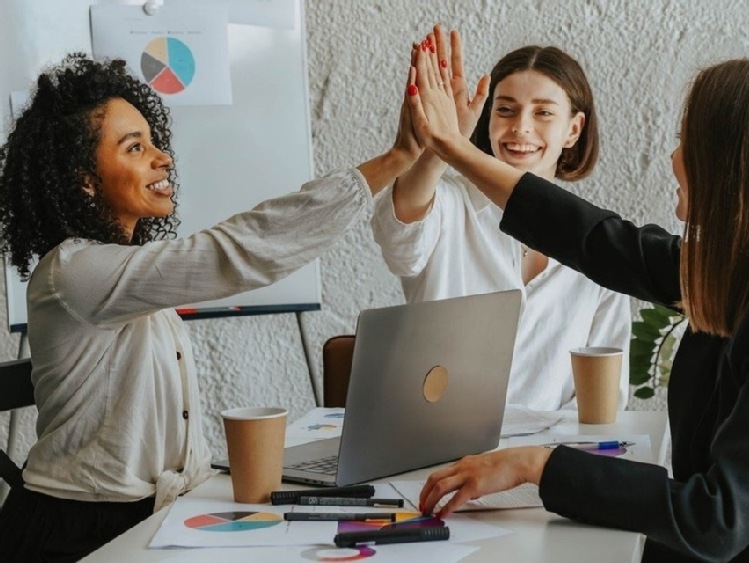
[0,53,180,279]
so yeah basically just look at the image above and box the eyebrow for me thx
[495,95,559,105]
[116,131,144,145]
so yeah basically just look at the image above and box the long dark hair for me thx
[680,59,749,336]
[0,53,180,278]
[471,45,599,181]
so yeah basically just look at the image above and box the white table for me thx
[81,410,668,563]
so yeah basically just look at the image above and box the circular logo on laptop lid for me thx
[423,366,449,403]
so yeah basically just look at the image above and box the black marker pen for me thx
[284,512,396,522]
[334,526,450,547]
[299,496,404,507]
[270,485,375,505]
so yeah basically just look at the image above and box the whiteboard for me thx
[1,0,320,332]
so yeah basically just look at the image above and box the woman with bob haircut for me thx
[0,52,422,561]
[372,26,630,412]
[411,27,749,563]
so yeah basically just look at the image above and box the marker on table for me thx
[541,440,635,450]
[270,485,375,505]
[284,512,397,522]
[334,526,450,547]
[299,496,404,507]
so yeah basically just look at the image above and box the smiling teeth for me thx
[147,179,170,191]
[505,143,539,153]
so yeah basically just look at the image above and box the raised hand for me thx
[432,24,490,138]
[392,65,424,163]
[406,36,461,154]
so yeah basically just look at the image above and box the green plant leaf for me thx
[630,338,655,355]
[634,386,656,399]
[630,367,651,385]
[632,322,662,341]
[641,307,669,324]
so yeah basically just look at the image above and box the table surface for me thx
[81,410,669,563]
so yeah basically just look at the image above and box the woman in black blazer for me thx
[414,25,749,563]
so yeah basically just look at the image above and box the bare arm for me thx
[393,26,490,222]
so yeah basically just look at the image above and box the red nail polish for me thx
[407,84,418,96]
[429,45,435,53]
[440,60,448,68]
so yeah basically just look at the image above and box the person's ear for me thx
[563,112,585,148]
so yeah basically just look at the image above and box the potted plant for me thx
[630,304,686,399]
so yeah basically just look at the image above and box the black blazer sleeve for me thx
[500,173,682,308]
[501,173,749,561]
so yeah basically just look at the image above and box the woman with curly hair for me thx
[0,53,421,561]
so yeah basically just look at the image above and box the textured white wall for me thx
[2,0,749,465]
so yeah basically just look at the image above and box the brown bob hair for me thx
[680,59,749,337]
[470,45,599,181]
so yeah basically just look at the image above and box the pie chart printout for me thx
[141,37,196,95]
[184,511,282,532]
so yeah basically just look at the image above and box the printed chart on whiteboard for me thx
[141,36,196,95]
[90,4,231,105]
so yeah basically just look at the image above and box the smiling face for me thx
[488,70,584,181]
[89,97,174,239]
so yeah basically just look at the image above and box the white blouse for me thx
[371,172,631,411]
[23,169,372,511]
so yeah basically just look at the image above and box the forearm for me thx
[357,148,417,196]
[392,151,446,223]
[524,447,553,484]
[431,134,524,209]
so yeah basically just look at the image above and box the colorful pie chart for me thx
[141,37,195,95]
[184,511,282,532]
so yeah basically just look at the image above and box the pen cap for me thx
[221,407,287,503]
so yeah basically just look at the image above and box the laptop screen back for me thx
[334,289,522,485]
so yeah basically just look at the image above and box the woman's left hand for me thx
[419,446,552,517]
[392,65,424,164]
[406,36,462,155]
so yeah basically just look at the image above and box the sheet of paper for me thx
[91,4,231,105]
[501,406,564,437]
[156,543,479,563]
[391,480,543,513]
[151,481,507,550]
[111,0,297,28]
[285,407,344,445]
[507,434,654,463]
[149,497,334,548]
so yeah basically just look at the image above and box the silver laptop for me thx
[282,289,522,486]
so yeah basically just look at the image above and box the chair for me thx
[0,358,34,491]
[322,335,355,408]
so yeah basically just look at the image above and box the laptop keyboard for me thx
[287,455,338,475]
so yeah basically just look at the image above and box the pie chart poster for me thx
[90,4,231,106]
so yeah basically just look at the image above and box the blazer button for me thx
[182,410,189,420]
[177,351,182,361]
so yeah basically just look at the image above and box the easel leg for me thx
[295,311,320,407]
